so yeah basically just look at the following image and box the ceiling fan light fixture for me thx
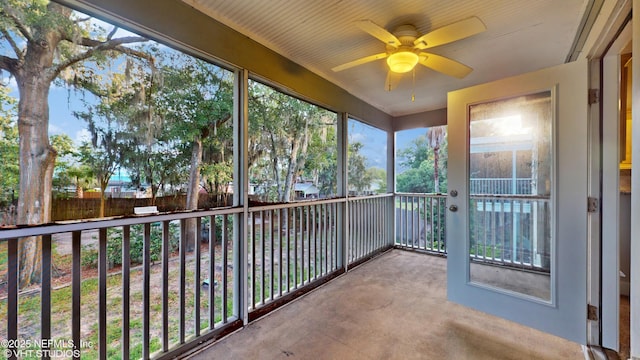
[387,51,419,73]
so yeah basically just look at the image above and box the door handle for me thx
[449,205,458,212]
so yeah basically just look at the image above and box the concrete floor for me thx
[188,250,584,360]
[619,296,630,360]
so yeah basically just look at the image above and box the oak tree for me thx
[0,1,151,286]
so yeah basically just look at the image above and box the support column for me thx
[387,130,396,246]
[337,112,348,269]
[233,69,250,325]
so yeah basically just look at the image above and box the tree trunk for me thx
[282,140,301,202]
[185,138,203,250]
[146,165,158,206]
[268,132,282,202]
[282,124,309,202]
[433,146,440,193]
[99,179,108,218]
[76,182,84,198]
[16,32,61,287]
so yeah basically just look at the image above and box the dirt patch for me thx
[52,230,100,256]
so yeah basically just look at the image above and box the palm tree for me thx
[426,126,446,193]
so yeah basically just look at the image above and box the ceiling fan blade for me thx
[331,52,388,72]
[384,70,403,91]
[356,20,400,48]
[414,16,486,50]
[418,52,472,79]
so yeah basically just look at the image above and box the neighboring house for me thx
[294,182,320,199]
[105,182,150,198]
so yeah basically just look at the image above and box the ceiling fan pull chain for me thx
[411,68,416,102]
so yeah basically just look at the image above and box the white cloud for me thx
[75,128,91,144]
[48,123,64,136]
[349,132,365,142]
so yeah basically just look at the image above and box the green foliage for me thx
[396,127,448,193]
[50,133,76,156]
[124,144,189,200]
[76,50,236,203]
[470,244,502,259]
[346,119,388,196]
[50,134,79,198]
[157,53,234,146]
[248,80,337,202]
[201,162,232,194]
[366,167,387,194]
[77,142,117,195]
[304,125,337,196]
[64,164,95,196]
[348,141,372,193]
[0,244,7,266]
[82,222,181,268]
[396,162,435,193]
[0,86,18,206]
[81,246,98,267]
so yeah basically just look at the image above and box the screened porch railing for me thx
[0,194,395,359]
[393,193,548,272]
[247,199,342,313]
[347,194,393,264]
[0,209,242,360]
[469,195,551,271]
[394,193,447,255]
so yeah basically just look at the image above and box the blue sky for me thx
[348,118,427,173]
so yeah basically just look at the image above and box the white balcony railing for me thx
[393,192,549,272]
[469,195,550,271]
[394,193,447,255]
[470,178,534,195]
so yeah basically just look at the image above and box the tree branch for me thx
[73,17,91,24]
[1,29,24,62]
[72,35,149,49]
[106,26,118,40]
[49,36,152,81]
[111,44,155,64]
[0,55,19,75]
[215,114,232,128]
[0,9,34,44]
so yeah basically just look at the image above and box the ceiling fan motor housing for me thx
[386,25,420,73]
[393,24,419,45]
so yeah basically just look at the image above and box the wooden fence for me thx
[51,194,232,221]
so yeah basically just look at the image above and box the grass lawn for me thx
[0,241,235,359]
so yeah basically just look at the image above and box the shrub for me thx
[81,222,181,269]
[201,216,230,245]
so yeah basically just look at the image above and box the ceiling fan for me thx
[332,17,486,90]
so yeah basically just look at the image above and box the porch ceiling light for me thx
[387,51,419,73]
